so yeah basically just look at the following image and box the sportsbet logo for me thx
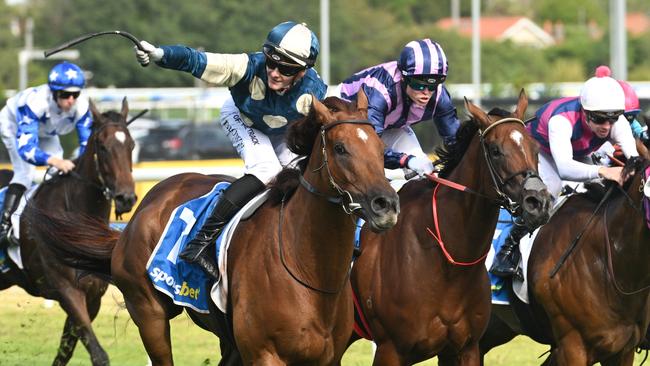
[150,267,201,300]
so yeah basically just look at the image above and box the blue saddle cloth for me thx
[146,182,230,313]
[490,208,515,304]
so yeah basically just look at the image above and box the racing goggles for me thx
[57,90,80,99]
[587,110,624,125]
[405,75,445,92]
[263,45,305,77]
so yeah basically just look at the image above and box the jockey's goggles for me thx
[624,111,641,123]
[263,45,305,77]
[587,110,624,125]
[405,75,445,92]
[57,90,80,100]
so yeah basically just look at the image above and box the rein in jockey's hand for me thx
[46,156,75,174]
[598,165,625,186]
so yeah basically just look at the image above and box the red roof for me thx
[627,13,650,35]
[436,16,527,40]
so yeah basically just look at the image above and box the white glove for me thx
[406,155,434,177]
[134,40,164,66]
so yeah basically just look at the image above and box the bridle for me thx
[72,121,131,201]
[281,118,374,294]
[298,119,374,214]
[478,117,541,215]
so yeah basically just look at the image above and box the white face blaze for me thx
[510,130,526,157]
[114,131,127,144]
[356,128,369,143]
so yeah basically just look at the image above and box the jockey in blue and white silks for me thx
[337,39,460,177]
[0,61,91,243]
[135,21,328,279]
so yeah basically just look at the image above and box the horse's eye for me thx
[490,145,502,158]
[333,143,347,155]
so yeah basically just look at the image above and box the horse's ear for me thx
[356,89,369,115]
[464,96,490,128]
[311,95,332,125]
[121,97,129,121]
[513,89,528,120]
[89,99,102,125]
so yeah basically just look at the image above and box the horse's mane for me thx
[435,107,512,178]
[267,97,358,205]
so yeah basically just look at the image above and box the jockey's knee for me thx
[246,162,282,185]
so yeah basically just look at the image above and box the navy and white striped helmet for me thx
[263,21,319,68]
[398,39,448,80]
[48,62,85,91]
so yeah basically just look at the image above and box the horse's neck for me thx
[604,190,650,285]
[57,150,110,219]
[433,141,500,256]
[281,183,355,288]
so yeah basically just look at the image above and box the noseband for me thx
[298,119,373,214]
[478,117,541,215]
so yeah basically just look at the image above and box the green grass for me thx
[0,286,646,365]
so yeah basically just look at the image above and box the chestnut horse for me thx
[32,94,400,365]
[3,98,136,365]
[480,155,650,366]
[347,90,552,365]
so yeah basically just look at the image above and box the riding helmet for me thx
[398,39,448,81]
[580,75,624,112]
[48,62,85,92]
[263,21,319,68]
[594,65,640,114]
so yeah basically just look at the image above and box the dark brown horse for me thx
[347,90,552,365]
[480,155,650,365]
[33,94,400,365]
[3,98,136,365]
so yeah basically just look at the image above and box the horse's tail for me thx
[23,202,118,277]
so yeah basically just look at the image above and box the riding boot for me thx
[489,222,529,278]
[179,174,265,279]
[0,184,26,250]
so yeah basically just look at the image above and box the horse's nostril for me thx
[371,197,389,213]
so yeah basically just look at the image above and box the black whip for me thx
[44,30,144,58]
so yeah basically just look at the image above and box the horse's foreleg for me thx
[554,333,588,366]
[56,291,109,366]
[372,342,407,366]
[51,317,79,366]
[601,350,636,366]
[436,343,481,366]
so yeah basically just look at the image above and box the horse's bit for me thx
[298,119,373,214]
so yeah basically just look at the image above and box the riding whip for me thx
[44,30,145,58]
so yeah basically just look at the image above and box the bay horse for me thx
[347,90,553,365]
[480,154,650,365]
[32,94,400,365]
[3,98,136,365]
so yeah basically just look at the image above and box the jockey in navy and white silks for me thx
[526,74,637,199]
[337,39,460,177]
[0,61,91,243]
[135,21,327,279]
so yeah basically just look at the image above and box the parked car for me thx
[137,120,237,161]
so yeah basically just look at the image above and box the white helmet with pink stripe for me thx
[398,39,448,83]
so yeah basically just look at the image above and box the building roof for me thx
[627,12,650,36]
[436,16,556,48]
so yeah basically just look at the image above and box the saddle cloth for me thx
[0,184,39,272]
[146,181,269,314]
[487,189,575,305]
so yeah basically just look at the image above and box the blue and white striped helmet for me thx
[48,62,85,92]
[263,21,319,68]
[398,39,448,79]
